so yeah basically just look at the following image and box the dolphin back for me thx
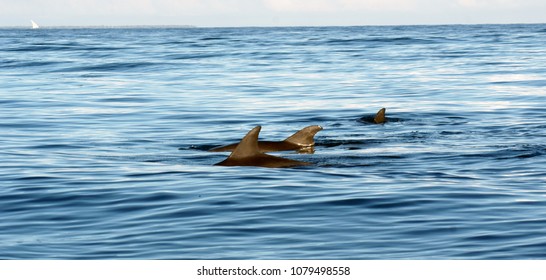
[284,125,323,146]
[374,108,386,124]
[226,126,261,160]
[215,126,311,168]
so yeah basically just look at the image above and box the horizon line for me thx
[1,22,545,29]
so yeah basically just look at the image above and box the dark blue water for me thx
[1,25,546,259]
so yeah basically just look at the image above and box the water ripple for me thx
[1,24,546,259]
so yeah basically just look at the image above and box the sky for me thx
[1,0,545,27]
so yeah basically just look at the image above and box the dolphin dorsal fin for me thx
[374,108,386,124]
[228,126,262,159]
[284,125,323,146]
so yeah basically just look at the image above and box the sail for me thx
[31,20,39,29]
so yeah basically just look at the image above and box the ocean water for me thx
[1,24,546,259]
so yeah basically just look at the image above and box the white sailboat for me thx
[31,20,40,29]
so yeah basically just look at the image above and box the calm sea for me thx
[1,25,546,259]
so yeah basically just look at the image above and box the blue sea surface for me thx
[1,25,546,259]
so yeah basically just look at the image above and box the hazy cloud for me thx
[456,0,519,8]
[263,0,418,12]
[1,0,545,26]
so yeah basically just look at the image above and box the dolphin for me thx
[359,108,387,124]
[215,126,312,168]
[209,125,323,153]
[374,108,386,124]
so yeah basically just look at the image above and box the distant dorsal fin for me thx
[284,125,323,146]
[227,126,261,159]
[374,108,386,124]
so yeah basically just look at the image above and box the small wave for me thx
[466,144,546,160]
[326,37,437,45]
[79,46,124,51]
[158,40,193,46]
[292,196,439,211]
[14,175,63,182]
[510,145,546,159]
[30,144,86,150]
[316,139,380,148]
[54,61,158,72]
[97,97,155,103]
[489,79,546,87]
[180,144,220,151]
[200,37,227,41]
[4,41,126,52]
[166,53,225,60]
[477,61,512,66]
[0,60,63,69]
[435,50,471,59]
[4,45,73,52]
